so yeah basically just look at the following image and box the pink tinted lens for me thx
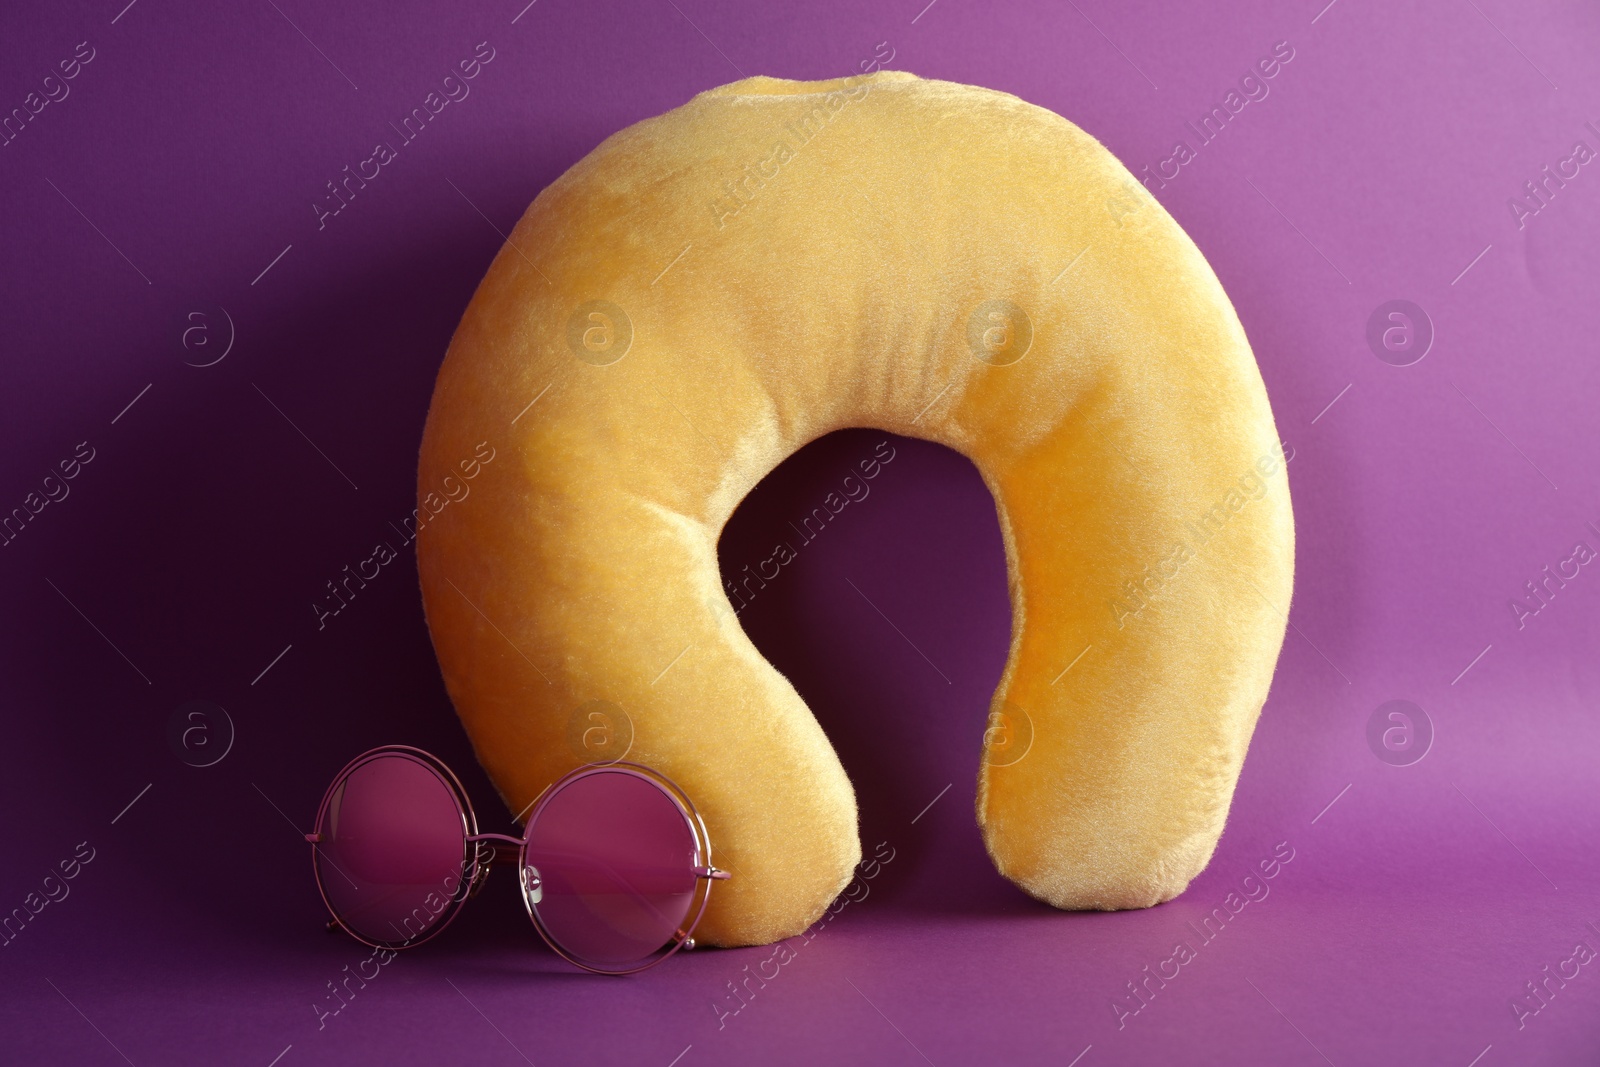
[315,752,470,946]
[523,770,700,972]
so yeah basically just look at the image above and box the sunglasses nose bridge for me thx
[466,832,527,875]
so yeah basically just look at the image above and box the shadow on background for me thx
[720,428,1044,919]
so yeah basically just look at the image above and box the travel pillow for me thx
[416,70,1294,948]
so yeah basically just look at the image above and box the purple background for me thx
[3,0,1598,1063]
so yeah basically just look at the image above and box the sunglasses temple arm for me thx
[306,831,527,870]
[460,832,730,879]
[307,831,729,882]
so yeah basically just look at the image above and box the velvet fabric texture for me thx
[416,71,1294,947]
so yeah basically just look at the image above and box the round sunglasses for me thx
[306,746,730,975]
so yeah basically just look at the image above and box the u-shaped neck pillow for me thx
[417,71,1294,947]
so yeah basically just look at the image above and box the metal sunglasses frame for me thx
[306,745,730,975]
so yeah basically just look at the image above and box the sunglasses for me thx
[305,746,730,975]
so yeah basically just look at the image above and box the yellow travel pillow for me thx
[416,70,1294,948]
